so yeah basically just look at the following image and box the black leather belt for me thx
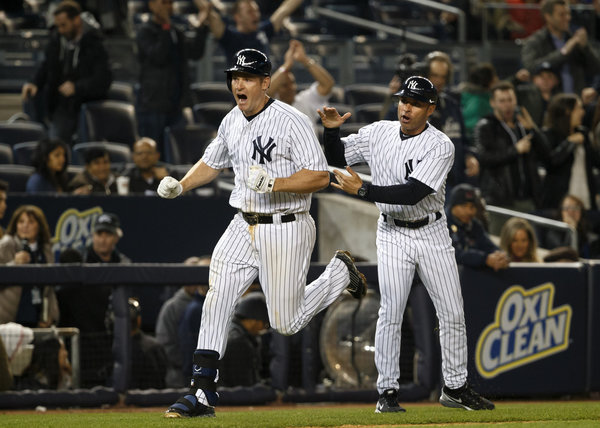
[240,211,296,226]
[382,211,442,229]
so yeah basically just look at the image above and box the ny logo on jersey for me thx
[404,158,421,180]
[252,136,276,164]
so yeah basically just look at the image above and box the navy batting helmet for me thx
[225,49,272,91]
[394,76,438,105]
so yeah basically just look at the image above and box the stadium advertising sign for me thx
[475,282,572,379]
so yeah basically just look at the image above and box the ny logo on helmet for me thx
[237,55,253,67]
[407,80,419,90]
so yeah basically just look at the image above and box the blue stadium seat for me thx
[0,165,34,192]
[78,100,138,146]
[192,102,233,126]
[344,84,389,107]
[71,142,132,167]
[164,124,216,165]
[0,143,13,164]
[190,82,234,104]
[12,141,38,166]
[0,121,46,146]
[354,103,385,123]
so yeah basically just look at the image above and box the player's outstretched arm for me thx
[247,166,329,194]
[274,168,330,193]
[158,160,221,198]
[180,160,221,192]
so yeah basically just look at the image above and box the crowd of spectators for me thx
[1,0,600,397]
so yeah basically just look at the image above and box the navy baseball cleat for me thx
[335,250,367,299]
[164,392,216,418]
[375,389,406,413]
[439,383,495,410]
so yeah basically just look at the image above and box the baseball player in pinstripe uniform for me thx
[157,48,367,418]
[319,76,494,412]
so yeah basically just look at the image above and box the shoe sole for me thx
[375,408,406,413]
[439,391,493,411]
[164,410,216,418]
[335,250,368,298]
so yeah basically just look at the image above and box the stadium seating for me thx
[192,102,233,126]
[106,81,136,104]
[71,142,132,167]
[11,141,38,166]
[190,81,234,104]
[354,103,384,123]
[78,100,138,146]
[0,143,13,164]
[0,121,47,146]
[344,84,389,107]
[0,164,34,192]
[164,124,217,165]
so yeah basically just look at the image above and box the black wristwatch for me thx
[357,183,368,199]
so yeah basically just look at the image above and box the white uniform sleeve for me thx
[202,121,232,169]
[341,123,374,166]
[410,137,454,192]
[289,113,328,171]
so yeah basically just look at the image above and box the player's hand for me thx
[317,106,351,129]
[247,165,275,193]
[331,166,362,195]
[158,176,183,199]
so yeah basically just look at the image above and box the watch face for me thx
[358,187,366,197]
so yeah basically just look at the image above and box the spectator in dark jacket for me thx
[473,81,549,218]
[446,184,510,271]
[21,1,112,144]
[521,0,600,96]
[136,0,210,153]
[128,298,168,389]
[218,292,269,387]
[68,147,118,195]
[123,137,170,195]
[541,93,600,210]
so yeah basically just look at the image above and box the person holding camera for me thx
[540,93,600,210]
[473,81,550,226]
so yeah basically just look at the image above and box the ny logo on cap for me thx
[237,55,252,67]
[407,80,420,90]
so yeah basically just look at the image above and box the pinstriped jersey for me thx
[343,120,454,221]
[202,99,328,214]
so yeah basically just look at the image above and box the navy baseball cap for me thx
[448,184,478,208]
[235,292,269,324]
[93,212,123,237]
[394,76,438,105]
[533,61,558,76]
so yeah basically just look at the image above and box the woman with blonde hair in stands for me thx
[0,205,59,327]
[499,217,541,262]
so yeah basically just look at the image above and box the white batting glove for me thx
[247,165,275,193]
[157,176,183,199]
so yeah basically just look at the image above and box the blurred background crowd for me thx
[0,0,599,401]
